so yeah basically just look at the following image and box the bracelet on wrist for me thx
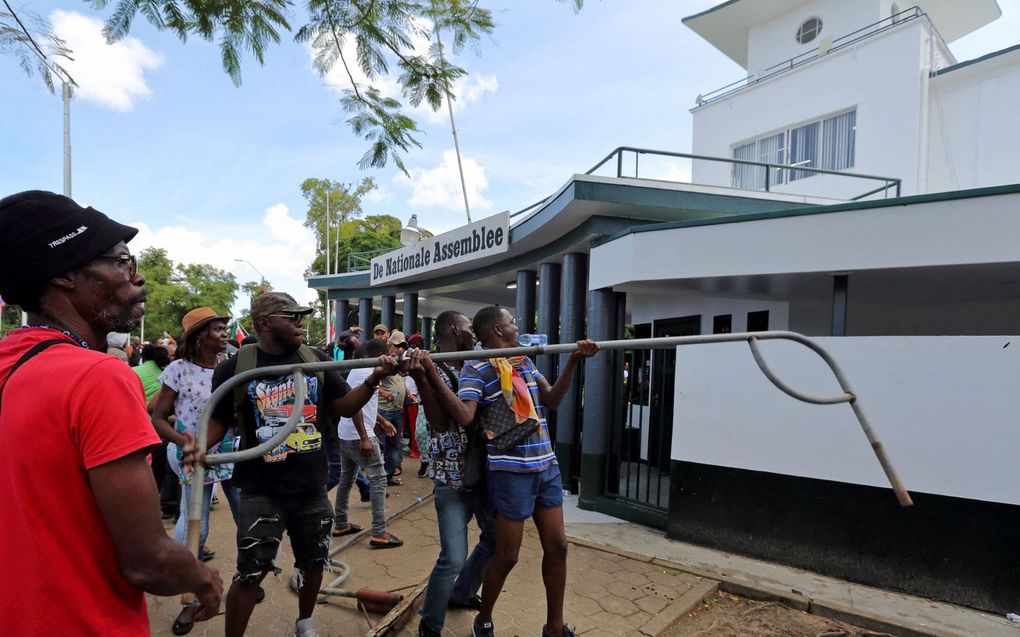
[363,377,380,390]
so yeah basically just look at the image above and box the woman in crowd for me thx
[152,307,241,635]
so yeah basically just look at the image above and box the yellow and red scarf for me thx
[489,356,539,424]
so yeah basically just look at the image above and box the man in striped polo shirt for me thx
[453,306,599,637]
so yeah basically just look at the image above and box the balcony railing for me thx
[695,6,925,107]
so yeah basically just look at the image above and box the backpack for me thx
[230,343,325,450]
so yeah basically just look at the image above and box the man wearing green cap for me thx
[207,291,400,637]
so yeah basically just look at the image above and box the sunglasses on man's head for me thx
[268,312,305,322]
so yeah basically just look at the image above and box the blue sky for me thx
[2,0,1018,312]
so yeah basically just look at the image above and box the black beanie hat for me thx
[0,190,138,305]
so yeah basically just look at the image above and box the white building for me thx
[311,0,1020,613]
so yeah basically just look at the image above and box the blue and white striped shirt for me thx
[458,355,557,473]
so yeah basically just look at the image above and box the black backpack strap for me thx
[0,339,71,413]
[435,361,459,393]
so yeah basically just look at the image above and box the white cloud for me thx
[129,203,319,315]
[313,22,497,123]
[402,149,492,212]
[50,10,163,112]
[364,185,391,203]
[663,161,693,183]
[416,73,499,124]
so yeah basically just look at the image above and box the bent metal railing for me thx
[187,330,913,555]
[695,7,926,107]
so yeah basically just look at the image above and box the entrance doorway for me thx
[649,315,701,470]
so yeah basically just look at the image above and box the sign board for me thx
[370,211,510,286]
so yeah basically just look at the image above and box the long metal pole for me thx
[435,27,471,223]
[192,331,912,511]
[62,81,71,197]
[325,192,331,344]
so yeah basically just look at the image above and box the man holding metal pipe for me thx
[410,305,598,637]
[202,291,400,637]
[405,310,495,637]
[0,190,223,637]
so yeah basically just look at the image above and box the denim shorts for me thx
[486,464,564,521]
[234,490,333,582]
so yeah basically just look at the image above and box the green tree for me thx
[302,176,375,272]
[1,302,23,337]
[86,0,528,172]
[2,2,73,92]
[137,247,240,340]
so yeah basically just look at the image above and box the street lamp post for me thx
[234,259,266,288]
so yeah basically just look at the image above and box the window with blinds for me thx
[731,109,856,189]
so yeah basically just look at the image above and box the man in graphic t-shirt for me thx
[207,292,398,637]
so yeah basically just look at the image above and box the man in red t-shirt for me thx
[0,191,223,636]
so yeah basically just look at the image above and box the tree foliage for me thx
[137,247,240,340]
[87,0,499,173]
[1,2,73,92]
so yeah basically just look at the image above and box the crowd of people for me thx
[0,190,599,637]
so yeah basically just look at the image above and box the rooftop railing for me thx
[343,147,900,270]
[695,7,925,107]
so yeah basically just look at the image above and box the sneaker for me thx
[294,618,320,637]
[541,625,576,637]
[448,594,482,610]
[472,618,495,637]
[418,621,442,637]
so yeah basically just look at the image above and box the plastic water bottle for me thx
[518,333,548,347]
[1007,613,1020,623]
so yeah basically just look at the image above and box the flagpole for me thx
[325,191,331,346]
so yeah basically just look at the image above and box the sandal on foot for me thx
[171,603,199,636]
[387,477,402,486]
[331,523,363,537]
[369,534,404,549]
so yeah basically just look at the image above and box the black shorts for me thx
[234,489,333,582]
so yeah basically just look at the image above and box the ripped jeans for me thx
[233,489,334,583]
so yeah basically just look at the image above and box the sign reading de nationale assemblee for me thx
[370,211,510,286]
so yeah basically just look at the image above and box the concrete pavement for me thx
[147,477,1017,636]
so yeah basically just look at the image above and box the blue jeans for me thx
[327,438,370,497]
[379,408,404,476]
[333,438,389,536]
[419,483,495,632]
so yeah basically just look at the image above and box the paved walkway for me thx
[148,477,708,637]
[147,479,1017,637]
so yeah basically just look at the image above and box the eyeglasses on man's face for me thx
[268,312,306,323]
[96,253,138,277]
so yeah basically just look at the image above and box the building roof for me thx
[683,0,1002,70]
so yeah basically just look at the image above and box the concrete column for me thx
[555,252,588,492]
[832,274,849,336]
[536,262,562,383]
[421,317,433,350]
[402,292,418,336]
[358,298,373,334]
[336,299,350,333]
[515,269,537,333]
[579,287,616,507]
[381,296,396,333]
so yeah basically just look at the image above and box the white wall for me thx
[628,291,789,334]
[927,49,1020,193]
[672,336,1020,505]
[589,190,1020,291]
[692,22,930,199]
[746,0,880,75]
